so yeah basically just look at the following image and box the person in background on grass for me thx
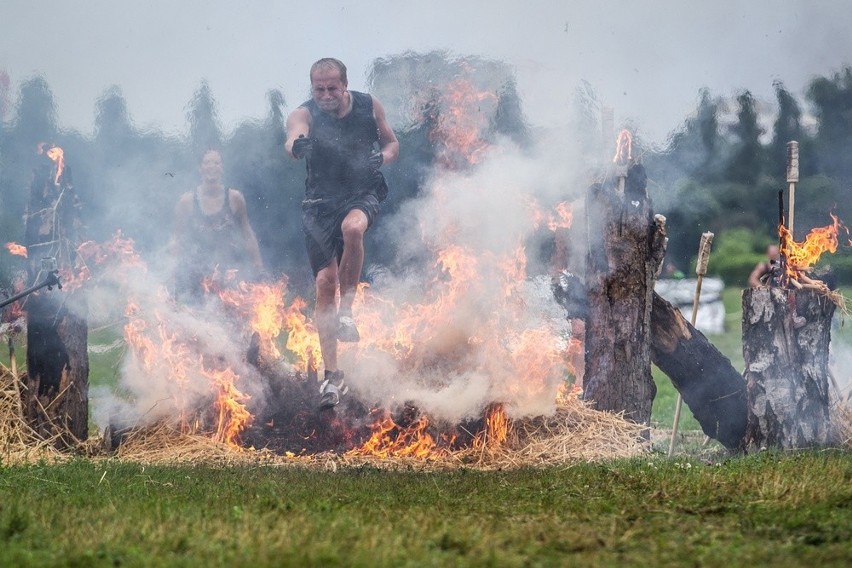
[171,148,264,303]
[748,244,780,287]
[285,57,399,410]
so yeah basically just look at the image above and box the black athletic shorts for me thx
[302,192,380,276]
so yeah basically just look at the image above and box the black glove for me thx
[368,150,384,170]
[292,135,312,159]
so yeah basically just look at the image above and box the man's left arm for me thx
[372,96,399,165]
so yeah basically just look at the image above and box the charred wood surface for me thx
[583,164,664,428]
[650,292,747,449]
[22,154,88,446]
[743,287,835,450]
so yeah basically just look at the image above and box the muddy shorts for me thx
[302,192,380,276]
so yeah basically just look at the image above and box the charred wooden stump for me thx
[650,292,747,449]
[743,287,835,450]
[22,147,89,447]
[583,163,666,430]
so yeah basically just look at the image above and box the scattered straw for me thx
[0,365,64,465]
[832,396,852,449]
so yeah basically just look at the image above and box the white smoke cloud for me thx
[338,132,583,422]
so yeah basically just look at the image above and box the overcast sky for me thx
[2,0,851,144]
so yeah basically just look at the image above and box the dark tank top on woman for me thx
[175,189,248,302]
[301,91,379,200]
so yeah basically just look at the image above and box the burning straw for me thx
[104,394,648,470]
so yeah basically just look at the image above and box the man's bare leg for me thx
[314,263,339,372]
[337,209,368,341]
[315,262,347,408]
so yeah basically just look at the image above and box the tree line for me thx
[644,70,852,285]
[2,61,852,297]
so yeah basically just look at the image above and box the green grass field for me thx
[1,452,850,566]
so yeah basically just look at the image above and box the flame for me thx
[4,243,27,258]
[780,213,846,278]
[347,412,440,459]
[527,198,574,232]
[208,367,252,447]
[472,404,509,450]
[426,78,497,169]
[218,279,288,360]
[283,297,321,368]
[37,144,65,185]
[613,129,633,164]
[57,231,145,293]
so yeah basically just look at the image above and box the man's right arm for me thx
[285,107,311,159]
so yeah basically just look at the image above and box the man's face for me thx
[310,67,347,115]
[200,151,223,183]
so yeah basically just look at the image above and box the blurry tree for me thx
[0,77,58,216]
[768,81,810,178]
[806,66,852,184]
[726,90,763,185]
[187,80,222,156]
[660,88,724,185]
[570,80,603,166]
[94,86,135,155]
[491,78,529,147]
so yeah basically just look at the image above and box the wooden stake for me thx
[787,141,799,237]
[9,335,17,379]
[668,231,714,456]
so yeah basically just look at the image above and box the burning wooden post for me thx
[22,144,89,446]
[584,131,667,431]
[742,178,840,449]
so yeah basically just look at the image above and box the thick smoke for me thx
[337,135,583,422]
[90,53,591,431]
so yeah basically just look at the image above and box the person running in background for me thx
[171,148,264,303]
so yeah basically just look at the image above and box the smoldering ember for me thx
[1,54,851,467]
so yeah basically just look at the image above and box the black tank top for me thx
[184,189,244,271]
[301,91,379,199]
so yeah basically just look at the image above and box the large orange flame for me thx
[779,213,846,279]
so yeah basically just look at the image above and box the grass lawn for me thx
[1,452,850,567]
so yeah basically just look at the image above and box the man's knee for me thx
[341,212,368,243]
[315,270,338,301]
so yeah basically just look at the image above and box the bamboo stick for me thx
[668,232,714,457]
[787,141,799,237]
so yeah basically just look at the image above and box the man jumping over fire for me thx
[285,57,399,409]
